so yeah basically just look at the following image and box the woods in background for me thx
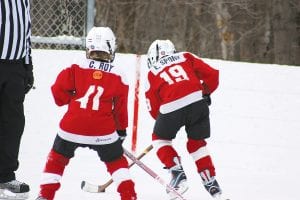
[95,0,299,65]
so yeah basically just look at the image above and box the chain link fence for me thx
[30,0,95,50]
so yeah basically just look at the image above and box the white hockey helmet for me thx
[86,27,117,62]
[147,39,176,68]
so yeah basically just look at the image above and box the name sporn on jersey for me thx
[159,54,181,66]
[151,53,186,75]
[88,60,114,72]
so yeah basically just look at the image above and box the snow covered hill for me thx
[17,49,300,200]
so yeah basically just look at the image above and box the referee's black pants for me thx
[0,61,26,183]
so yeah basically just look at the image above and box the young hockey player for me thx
[145,39,224,199]
[35,27,137,200]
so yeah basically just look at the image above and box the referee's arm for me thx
[24,1,33,65]
[0,0,34,92]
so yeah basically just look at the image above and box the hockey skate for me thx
[167,158,188,200]
[0,180,29,200]
[200,169,223,199]
[203,177,222,197]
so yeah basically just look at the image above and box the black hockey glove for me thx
[117,129,127,143]
[203,94,211,106]
[24,64,34,94]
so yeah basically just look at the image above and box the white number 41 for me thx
[76,85,104,110]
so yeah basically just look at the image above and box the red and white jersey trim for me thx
[159,90,203,114]
[58,128,119,145]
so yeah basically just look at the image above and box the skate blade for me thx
[168,181,189,200]
[0,189,29,200]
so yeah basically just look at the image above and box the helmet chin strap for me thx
[156,43,159,62]
[106,41,113,55]
[106,41,115,62]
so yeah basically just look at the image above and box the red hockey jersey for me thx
[145,52,219,119]
[51,58,129,145]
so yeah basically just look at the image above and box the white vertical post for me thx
[86,0,95,34]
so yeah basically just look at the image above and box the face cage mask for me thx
[87,41,116,62]
[87,50,115,62]
[147,43,161,69]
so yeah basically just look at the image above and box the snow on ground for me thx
[16,49,300,200]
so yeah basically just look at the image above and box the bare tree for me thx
[213,0,234,60]
[92,0,299,65]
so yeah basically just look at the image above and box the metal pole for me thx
[86,0,95,34]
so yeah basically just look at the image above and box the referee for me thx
[0,0,34,196]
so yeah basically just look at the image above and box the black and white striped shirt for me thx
[0,0,32,64]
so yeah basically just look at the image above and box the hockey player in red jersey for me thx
[145,40,224,199]
[35,27,137,200]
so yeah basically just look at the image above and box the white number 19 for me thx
[159,65,189,85]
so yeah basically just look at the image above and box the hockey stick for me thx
[81,144,153,193]
[123,148,187,200]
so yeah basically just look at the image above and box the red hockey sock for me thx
[39,183,60,200]
[152,133,179,168]
[186,138,215,176]
[105,155,137,199]
[39,149,70,199]
[117,180,137,200]
[44,149,70,174]
[105,155,129,174]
